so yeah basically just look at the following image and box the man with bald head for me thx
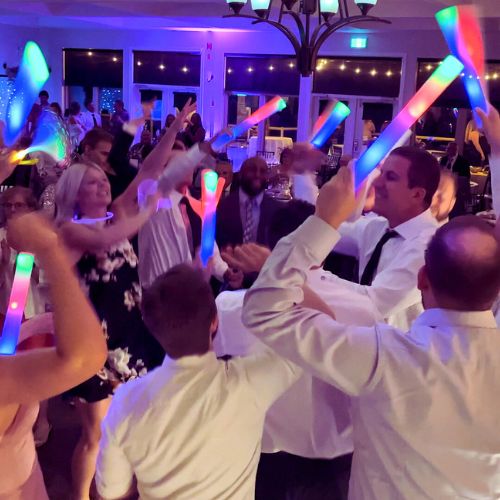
[216,156,281,249]
[243,162,500,498]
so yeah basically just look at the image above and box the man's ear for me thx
[417,265,429,293]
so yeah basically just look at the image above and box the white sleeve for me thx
[242,215,380,396]
[490,154,500,218]
[96,402,135,500]
[292,173,319,205]
[211,242,229,281]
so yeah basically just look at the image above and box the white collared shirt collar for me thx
[239,188,264,207]
[169,189,184,207]
[392,208,438,240]
[413,308,498,330]
[160,351,218,370]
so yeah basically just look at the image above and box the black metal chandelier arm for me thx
[282,10,306,45]
[310,20,329,48]
[249,17,303,57]
[311,15,391,63]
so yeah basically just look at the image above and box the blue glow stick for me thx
[0,253,34,355]
[310,101,351,148]
[4,42,50,147]
[354,55,463,189]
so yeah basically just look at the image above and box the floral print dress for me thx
[67,238,164,403]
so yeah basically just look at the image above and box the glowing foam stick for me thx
[212,96,287,150]
[187,169,225,267]
[354,55,464,189]
[4,42,50,147]
[436,5,488,126]
[12,109,71,163]
[310,101,351,148]
[0,253,35,355]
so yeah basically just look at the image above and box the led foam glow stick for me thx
[0,253,35,355]
[354,55,464,189]
[212,96,287,150]
[310,101,351,148]
[12,109,71,163]
[186,169,225,267]
[436,5,488,127]
[4,42,50,147]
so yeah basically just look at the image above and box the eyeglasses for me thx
[2,202,28,210]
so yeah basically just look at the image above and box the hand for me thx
[315,163,360,229]
[173,99,197,133]
[193,250,214,283]
[6,212,58,256]
[221,243,271,273]
[476,104,500,156]
[290,143,325,174]
[223,267,244,290]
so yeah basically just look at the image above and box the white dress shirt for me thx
[330,209,438,330]
[96,351,299,500]
[80,109,102,131]
[291,173,319,205]
[138,190,228,288]
[242,215,500,499]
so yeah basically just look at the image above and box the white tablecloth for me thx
[247,136,293,163]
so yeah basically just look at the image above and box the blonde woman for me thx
[55,101,196,499]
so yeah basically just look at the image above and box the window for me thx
[64,49,123,88]
[313,57,402,98]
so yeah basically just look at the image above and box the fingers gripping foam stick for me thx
[212,96,287,150]
[436,5,488,127]
[354,55,464,190]
[0,253,35,355]
[4,42,50,147]
[310,101,351,148]
[186,170,224,268]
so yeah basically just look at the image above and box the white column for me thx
[297,75,313,142]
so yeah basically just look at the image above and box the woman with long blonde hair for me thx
[55,101,196,499]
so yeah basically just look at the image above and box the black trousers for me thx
[255,452,353,500]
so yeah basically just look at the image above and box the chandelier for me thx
[224,0,390,77]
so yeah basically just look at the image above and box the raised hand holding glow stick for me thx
[436,5,488,127]
[0,253,34,355]
[212,96,287,150]
[186,169,224,268]
[354,55,464,189]
[310,100,351,148]
[4,41,50,147]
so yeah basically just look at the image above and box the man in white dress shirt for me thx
[326,146,440,330]
[96,264,299,500]
[242,165,500,499]
[80,98,102,132]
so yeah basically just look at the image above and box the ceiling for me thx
[0,0,498,31]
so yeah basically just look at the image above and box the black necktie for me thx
[92,114,97,127]
[359,230,399,286]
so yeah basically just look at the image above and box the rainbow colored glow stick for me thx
[436,5,488,126]
[12,109,71,163]
[212,96,287,150]
[4,42,50,147]
[310,101,351,148]
[354,55,464,189]
[187,170,225,267]
[0,253,35,355]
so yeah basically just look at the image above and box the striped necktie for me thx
[243,198,255,244]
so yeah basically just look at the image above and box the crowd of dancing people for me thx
[1,89,500,500]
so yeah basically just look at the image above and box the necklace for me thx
[72,211,114,225]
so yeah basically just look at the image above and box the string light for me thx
[112,57,118,62]
[268,65,274,71]
[426,64,432,71]
[227,67,233,73]
[340,63,346,71]
[159,64,165,70]
[137,61,142,66]
[370,69,377,76]
[247,66,254,73]
[288,62,295,68]
[386,70,393,77]
[485,74,490,80]
[355,68,361,74]
[494,73,499,80]
[181,66,189,73]
[87,51,93,56]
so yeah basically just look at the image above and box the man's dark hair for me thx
[39,90,49,98]
[267,200,315,249]
[81,127,113,151]
[425,215,500,310]
[390,146,440,208]
[84,97,93,108]
[142,264,217,358]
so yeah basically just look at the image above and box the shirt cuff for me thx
[291,215,341,263]
[122,122,139,137]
